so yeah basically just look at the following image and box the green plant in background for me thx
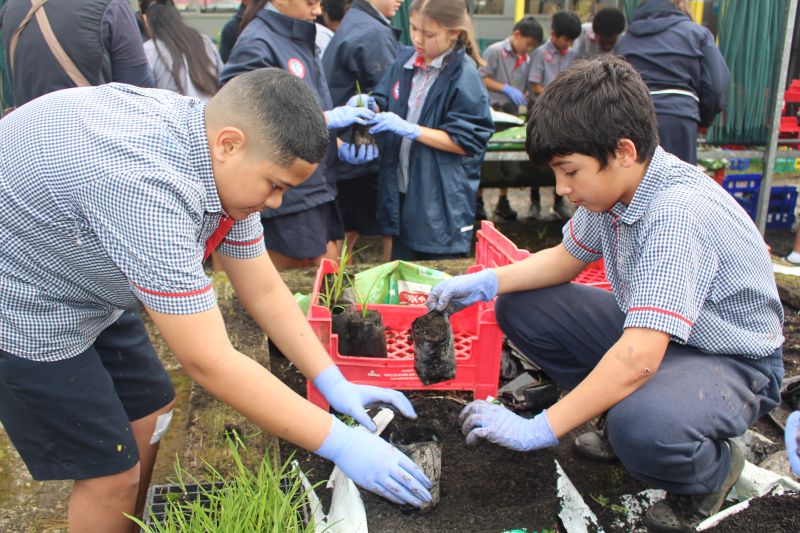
[354,276,382,319]
[590,493,628,516]
[128,434,321,532]
[319,241,354,312]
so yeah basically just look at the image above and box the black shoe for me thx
[494,196,517,221]
[573,413,618,462]
[475,197,487,220]
[644,440,745,532]
[526,202,541,220]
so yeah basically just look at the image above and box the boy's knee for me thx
[496,291,540,332]
[76,462,142,500]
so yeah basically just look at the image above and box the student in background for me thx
[315,0,351,56]
[367,0,494,261]
[477,15,543,221]
[528,10,581,221]
[322,0,403,261]
[218,0,247,64]
[572,6,626,60]
[615,0,729,165]
[220,0,374,270]
[140,0,222,101]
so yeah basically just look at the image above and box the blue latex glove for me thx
[786,410,800,476]
[338,142,379,165]
[316,416,433,506]
[502,84,527,106]
[426,269,498,313]
[459,400,559,451]
[369,112,421,140]
[326,105,375,129]
[346,93,378,112]
[313,365,417,431]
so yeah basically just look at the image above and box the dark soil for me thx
[351,124,376,147]
[412,310,456,385]
[707,492,800,532]
[272,222,800,532]
[348,309,387,358]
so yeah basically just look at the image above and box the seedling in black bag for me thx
[412,309,456,385]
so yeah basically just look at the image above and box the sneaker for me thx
[573,413,618,462]
[494,196,517,221]
[475,197,487,220]
[553,199,572,220]
[644,440,745,533]
[526,201,541,220]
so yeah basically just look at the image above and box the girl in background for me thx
[139,0,222,101]
[369,0,494,260]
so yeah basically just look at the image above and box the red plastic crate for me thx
[475,221,612,291]
[306,260,504,409]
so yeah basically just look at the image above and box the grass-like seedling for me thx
[354,276,382,319]
[128,435,321,532]
[319,240,354,312]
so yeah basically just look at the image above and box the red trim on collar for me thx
[414,54,426,68]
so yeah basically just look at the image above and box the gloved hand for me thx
[426,269,498,313]
[786,410,800,476]
[338,142,379,165]
[459,400,559,452]
[313,365,417,431]
[346,93,378,112]
[369,112,421,140]
[316,416,433,506]
[326,105,375,129]
[502,84,527,106]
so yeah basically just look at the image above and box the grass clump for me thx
[129,435,321,532]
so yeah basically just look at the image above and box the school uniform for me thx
[220,6,342,258]
[496,147,783,495]
[615,0,730,165]
[572,22,617,60]
[528,40,575,88]
[322,0,400,235]
[479,38,532,111]
[373,46,494,257]
[0,84,265,479]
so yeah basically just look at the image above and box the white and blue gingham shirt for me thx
[563,147,784,358]
[0,84,264,362]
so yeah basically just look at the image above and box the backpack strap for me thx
[9,0,90,87]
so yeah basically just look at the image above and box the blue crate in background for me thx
[722,174,798,229]
[728,158,750,171]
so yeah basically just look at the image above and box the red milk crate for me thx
[306,221,611,409]
[474,221,612,291]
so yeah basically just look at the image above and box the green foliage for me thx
[354,275,382,319]
[319,241,354,312]
[590,493,628,516]
[127,435,321,532]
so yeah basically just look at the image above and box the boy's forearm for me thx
[483,76,506,93]
[147,306,332,452]
[416,127,467,155]
[494,244,586,294]
[220,253,334,380]
[546,328,670,437]
[531,82,544,95]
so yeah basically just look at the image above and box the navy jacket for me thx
[373,47,494,254]
[322,0,400,181]
[220,8,335,218]
[615,0,729,126]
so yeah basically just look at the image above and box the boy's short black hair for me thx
[513,16,544,43]
[322,0,350,23]
[551,11,581,40]
[592,7,625,36]
[526,56,659,168]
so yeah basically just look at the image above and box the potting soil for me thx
[412,310,456,385]
[706,492,799,532]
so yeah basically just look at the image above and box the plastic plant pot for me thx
[346,308,387,358]
[412,310,456,385]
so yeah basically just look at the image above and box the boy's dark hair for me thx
[526,57,659,168]
[513,16,544,43]
[592,7,626,37]
[551,11,582,40]
[208,68,329,167]
[322,0,351,23]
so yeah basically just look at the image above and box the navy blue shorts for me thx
[336,173,383,236]
[0,309,175,480]
[262,201,344,259]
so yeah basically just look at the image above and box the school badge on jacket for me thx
[288,58,306,78]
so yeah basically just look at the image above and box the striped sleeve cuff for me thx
[132,280,217,315]
[624,306,693,342]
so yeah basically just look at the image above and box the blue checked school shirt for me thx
[0,84,264,362]
[562,147,784,358]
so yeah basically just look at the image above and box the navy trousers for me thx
[657,113,699,165]
[495,283,784,495]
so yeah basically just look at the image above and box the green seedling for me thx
[319,240,355,312]
[128,434,323,532]
[354,275,382,319]
[590,493,628,516]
